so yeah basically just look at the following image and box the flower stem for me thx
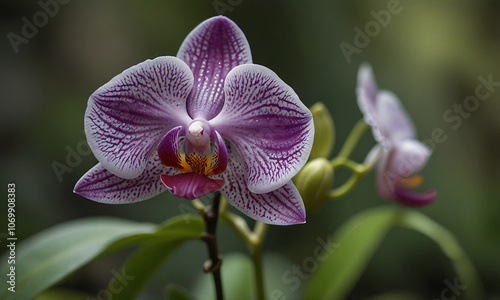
[201,192,224,300]
[219,198,269,300]
[330,159,370,199]
[331,119,369,165]
[250,222,268,300]
[328,119,371,199]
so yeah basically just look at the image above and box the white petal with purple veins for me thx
[387,139,430,178]
[211,64,314,194]
[177,16,252,120]
[74,154,175,204]
[85,56,193,179]
[220,146,306,225]
[356,63,378,108]
[376,91,415,145]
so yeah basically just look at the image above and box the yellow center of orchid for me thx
[175,152,219,175]
[170,121,220,176]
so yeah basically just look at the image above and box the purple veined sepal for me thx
[375,91,416,145]
[177,16,252,120]
[356,63,378,110]
[73,154,174,204]
[220,145,306,225]
[357,64,415,148]
[85,56,194,180]
[211,63,314,194]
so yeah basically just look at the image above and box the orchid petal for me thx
[208,130,228,175]
[177,16,252,120]
[85,56,193,179]
[211,64,314,194]
[387,140,430,178]
[376,91,416,144]
[161,173,224,200]
[220,145,306,225]
[158,126,184,171]
[356,63,378,109]
[356,64,379,138]
[376,140,432,201]
[74,154,173,204]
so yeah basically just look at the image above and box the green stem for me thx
[329,173,361,198]
[250,222,268,300]
[329,159,370,199]
[219,196,269,300]
[221,211,254,245]
[332,119,369,164]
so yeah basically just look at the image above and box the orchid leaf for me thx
[303,206,401,300]
[396,210,483,300]
[365,292,423,300]
[0,215,204,300]
[111,215,204,300]
[165,284,196,300]
[34,289,93,300]
[303,207,482,300]
[0,217,155,300]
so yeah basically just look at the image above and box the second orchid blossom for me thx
[74,16,314,225]
[356,64,436,206]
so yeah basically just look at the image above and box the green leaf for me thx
[34,289,93,300]
[303,207,483,300]
[0,217,155,300]
[396,210,483,300]
[110,214,204,300]
[303,206,401,300]
[165,284,196,300]
[365,292,423,300]
[103,214,205,255]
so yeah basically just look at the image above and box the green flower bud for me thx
[295,158,334,212]
[310,102,335,159]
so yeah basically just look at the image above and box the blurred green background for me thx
[1,0,500,299]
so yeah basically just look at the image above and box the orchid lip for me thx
[161,173,224,200]
[394,186,437,207]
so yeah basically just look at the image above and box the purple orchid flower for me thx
[356,64,436,206]
[74,16,314,225]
